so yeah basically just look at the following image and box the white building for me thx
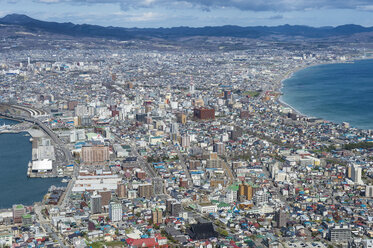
[197,203,217,214]
[109,202,122,222]
[31,159,53,172]
[366,185,373,198]
[351,164,363,184]
[253,190,269,206]
[0,232,12,247]
[363,239,373,248]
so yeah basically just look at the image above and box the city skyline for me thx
[0,0,373,28]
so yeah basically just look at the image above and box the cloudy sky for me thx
[1,0,373,28]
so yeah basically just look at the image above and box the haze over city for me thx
[1,0,373,27]
[1,0,373,247]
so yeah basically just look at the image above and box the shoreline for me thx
[0,126,63,209]
[274,57,373,126]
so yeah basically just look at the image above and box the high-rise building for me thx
[210,152,218,160]
[126,82,133,89]
[109,202,122,222]
[189,160,201,170]
[210,179,226,188]
[225,189,237,203]
[189,83,195,94]
[99,191,112,206]
[12,205,25,224]
[166,199,175,214]
[179,178,189,188]
[75,104,94,117]
[366,185,373,198]
[181,135,190,148]
[81,144,110,164]
[224,90,232,100]
[351,164,362,184]
[68,101,79,111]
[347,165,352,178]
[136,170,147,180]
[238,183,253,201]
[329,225,351,242]
[152,208,163,224]
[193,107,215,120]
[177,113,187,124]
[117,182,127,198]
[171,202,182,217]
[22,214,32,226]
[253,190,269,205]
[171,122,179,134]
[136,113,147,123]
[192,98,204,107]
[138,183,153,199]
[90,194,102,214]
[127,190,137,199]
[213,143,225,155]
[153,177,164,195]
[145,105,152,113]
[274,210,287,228]
[230,127,243,141]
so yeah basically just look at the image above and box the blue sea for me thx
[281,59,373,130]
[0,118,65,209]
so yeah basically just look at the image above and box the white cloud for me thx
[126,11,162,21]
[0,0,373,12]
[38,0,60,2]
[20,0,373,12]
[357,5,373,11]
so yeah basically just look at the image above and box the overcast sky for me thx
[1,0,373,28]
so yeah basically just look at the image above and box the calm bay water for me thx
[281,59,373,130]
[0,118,64,209]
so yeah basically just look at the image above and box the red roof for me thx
[126,238,158,247]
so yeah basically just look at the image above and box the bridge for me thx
[0,105,72,163]
[5,104,48,117]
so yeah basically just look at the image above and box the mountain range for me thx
[1,14,373,41]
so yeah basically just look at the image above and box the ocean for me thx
[0,118,65,209]
[281,59,373,130]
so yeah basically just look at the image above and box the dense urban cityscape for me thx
[1,14,373,248]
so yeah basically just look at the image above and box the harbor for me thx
[0,125,66,209]
[0,114,74,179]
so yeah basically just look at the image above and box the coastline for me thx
[277,63,312,117]
[275,57,373,124]
[0,118,65,208]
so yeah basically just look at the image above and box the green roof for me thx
[188,204,196,209]
[218,202,231,208]
[228,182,239,191]
[247,181,259,188]
[86,133,98,139]
[22,214,32,219]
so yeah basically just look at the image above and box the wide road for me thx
[0,111,72,164]
[130,139,157,178]
[34,205,68,248]
[176,149,191,180]
[113,132,157,178]
[60,163,79,209]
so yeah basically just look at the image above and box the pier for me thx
[0,104,73,179]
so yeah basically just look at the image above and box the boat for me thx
[61,178,70,183]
